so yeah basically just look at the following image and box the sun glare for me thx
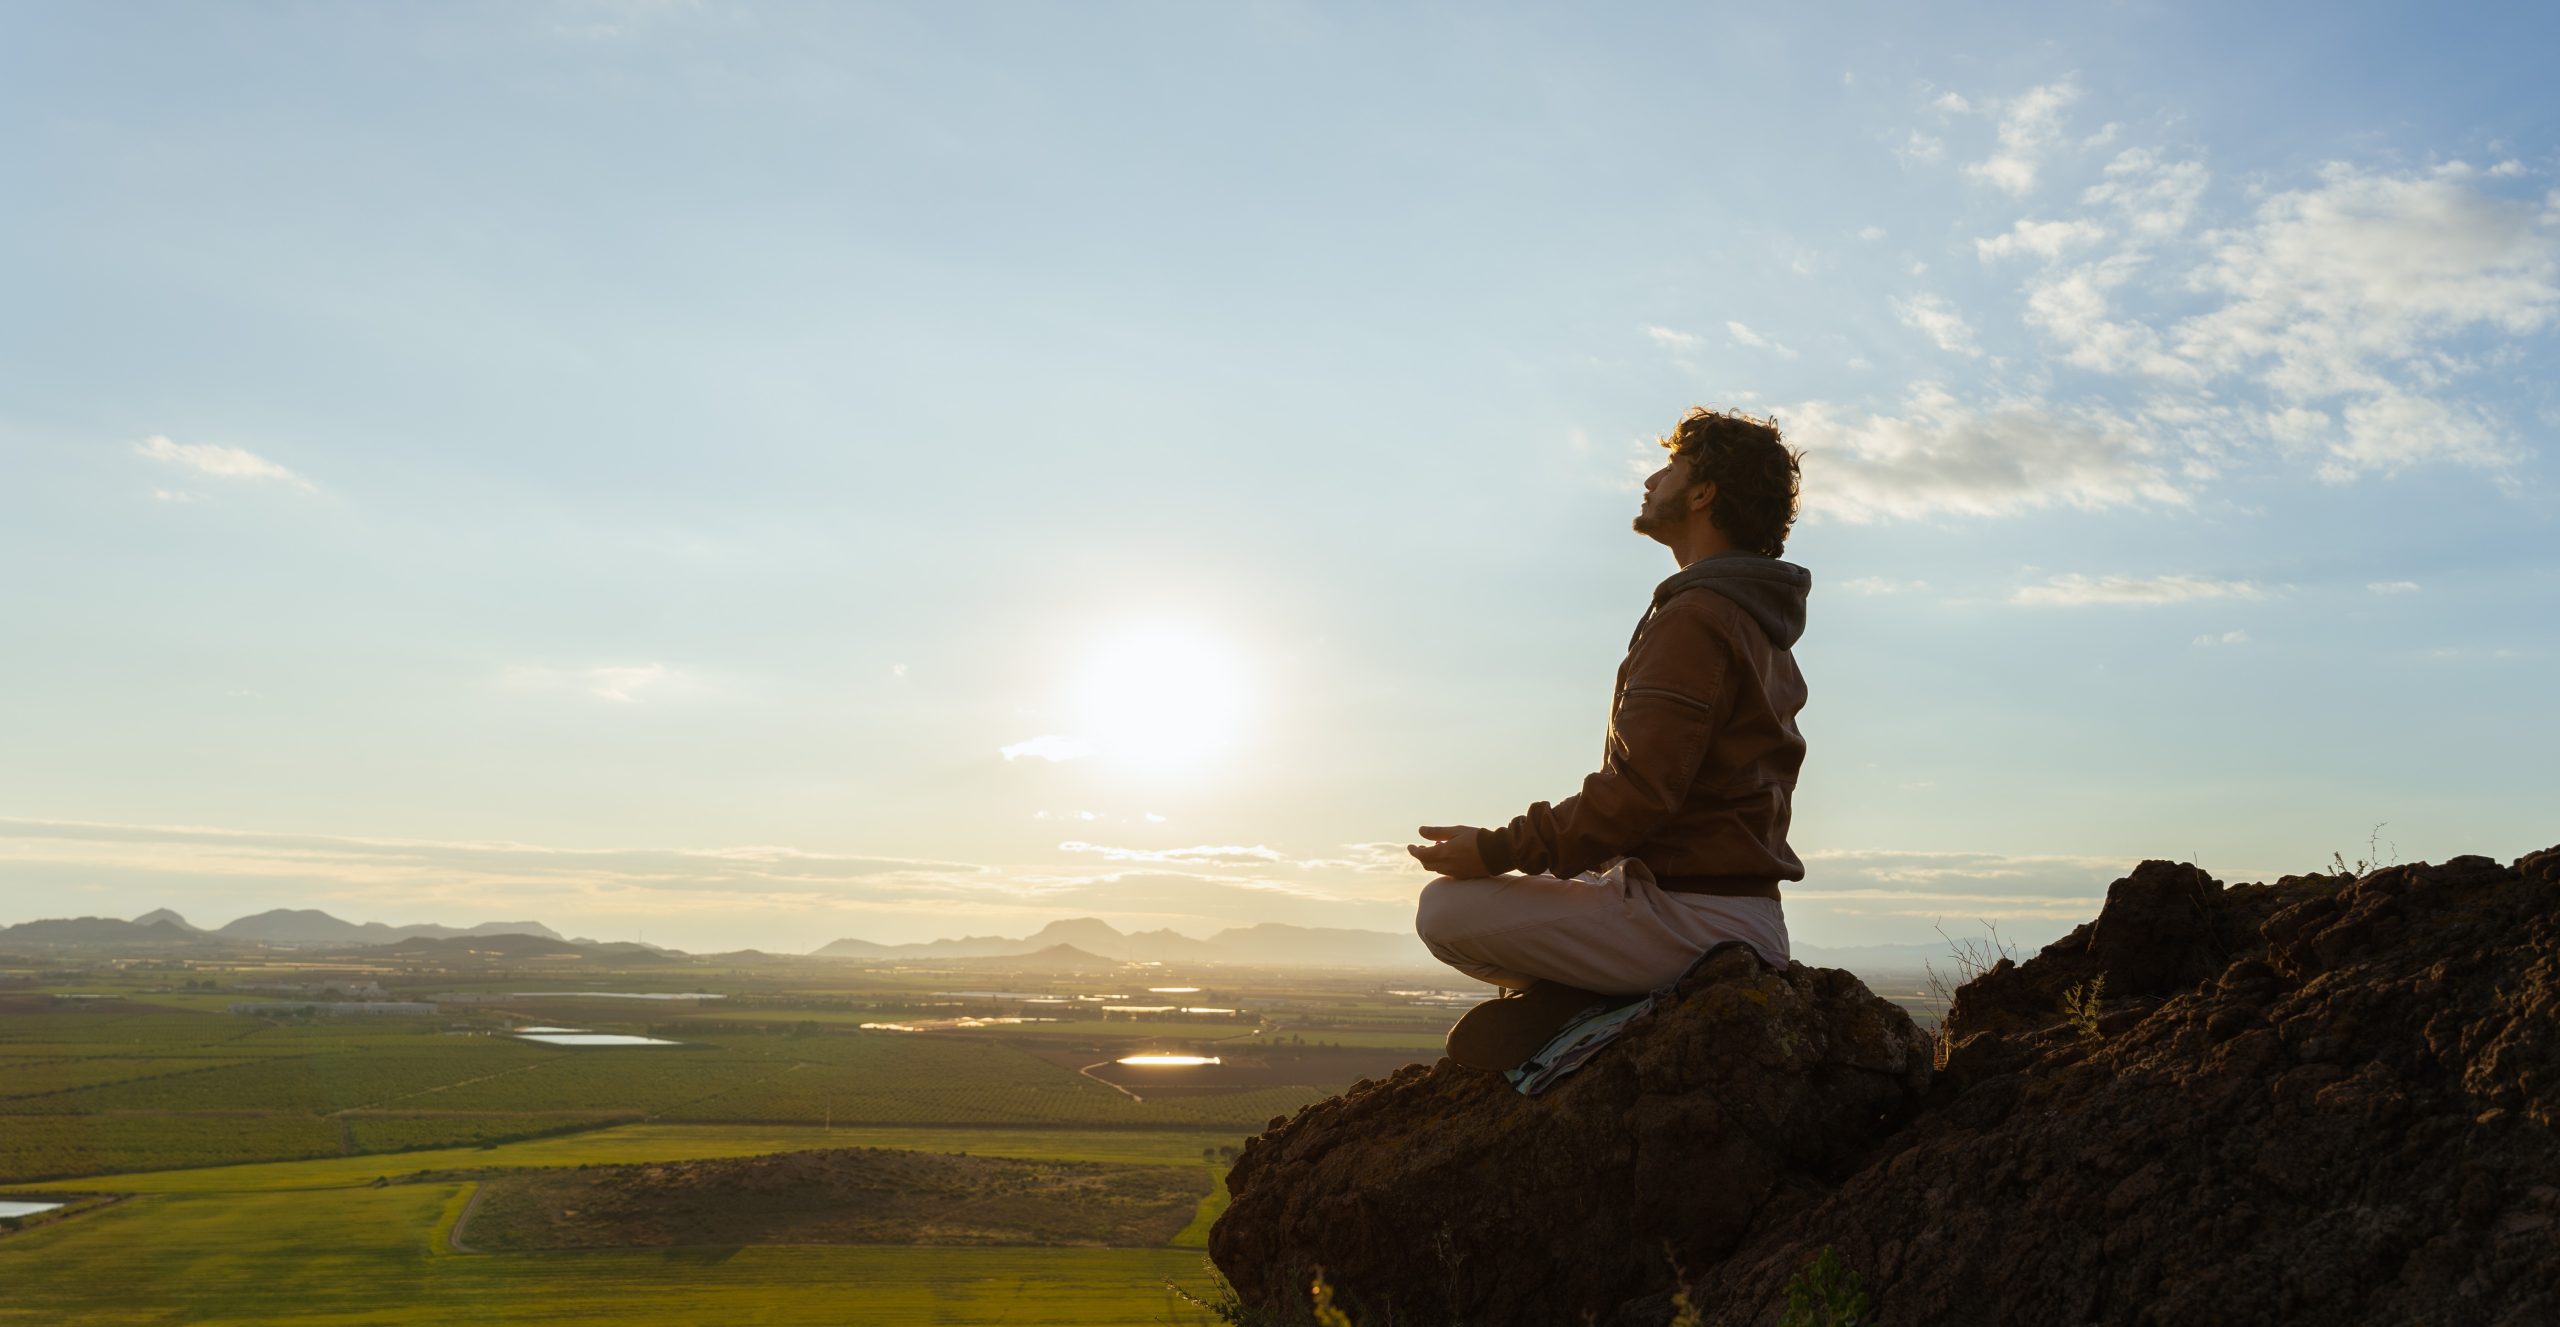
[1073,625,1253,773]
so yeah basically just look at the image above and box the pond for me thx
[513,1033,681,1047]
[0,1200,64,1219]
[1115,1054,1221,1066]
[1147,986,1202,994]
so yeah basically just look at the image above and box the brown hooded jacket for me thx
[1474,552,1811,898]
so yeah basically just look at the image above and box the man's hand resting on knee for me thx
[1408,825,1493,879]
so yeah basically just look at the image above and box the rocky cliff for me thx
[1209,847,2560,1326]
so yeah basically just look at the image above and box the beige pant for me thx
[1414,856,1790,996]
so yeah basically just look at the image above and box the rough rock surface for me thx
[1209,944,1934,1326]
[1212,848,2560,1326]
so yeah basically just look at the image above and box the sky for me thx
[4,1,2557,955]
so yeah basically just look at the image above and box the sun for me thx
[1072,624,1253,774]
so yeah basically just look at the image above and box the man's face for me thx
[1632,458,1694,541]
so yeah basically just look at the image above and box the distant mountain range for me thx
[0,904,1974,978]
[0,916,203,947]
[812,916,1435,969]
[0,908,568,950]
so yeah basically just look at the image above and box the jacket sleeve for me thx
[1476,602,1731,880]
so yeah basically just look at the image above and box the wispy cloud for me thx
[1790,847,2128,931]
[0,816,1410,945]
[2176,164,2558,403]
[1976,217,2109,261]
[133,435,316,492]
[2010,573,2270,606]
[1056,841,1287,866]
[2367,580,2422,595]
[1964,80,2080,196]
[1727,321,1799,358]
[1871,90,2555,505]
[1839,576,1930,595]
[1892,293,1982,356]
[1788,386,2187,523]
[2192,629,2251,646]
[2080,149,2209,238]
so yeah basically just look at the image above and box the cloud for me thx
[1645,324,1705,350]
[2081,149,2210,238]
[1857,225,1888,242]
[1954,135,2551,489]
[1000,734,1096,763]
[1839,576,1930,595]
[1976,217,2110,262]
[0,816,1421,945]
[1056,841,1287,866]
[1892,293,1983,356]
[1727,321,1799,358]
[1788,848,2128,938]
[1896,131,1946,165]
[2020,252,2196,378]
[1786,386,2189,522]
[2320,388,2522,481]
[500,663,694,704]
[1965,80,2080,196]
[0,816,984,904]
[2192,629,2251,646]
[2010,573,2269,607]
[2174,163,2560,402]
[2367,580,2421,595]
[149,488,201,503]
[133,435,316,491]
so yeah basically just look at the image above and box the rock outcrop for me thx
[1210,944,1934,1325]
[1211,848,2560,1326]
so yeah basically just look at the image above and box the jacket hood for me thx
[1650,551,1812,649]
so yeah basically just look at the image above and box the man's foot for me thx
[1444,981,1609,1072]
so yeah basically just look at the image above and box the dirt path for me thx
[1079,1061,1144,1103]
[359,1058,558,1112]
[446,1182,488,1253]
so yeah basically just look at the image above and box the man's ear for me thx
[1689,480,1718,514]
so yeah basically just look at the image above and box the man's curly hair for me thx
[1660,407,1802,557]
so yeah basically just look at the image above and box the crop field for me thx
[0,1115,345,1183]
[0,1173,1221,1325]
[0,954,1464,1321]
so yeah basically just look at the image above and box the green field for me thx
[3,1123,1240,1324]
[0,1182,1220,1325]
[0,957,1455,1322]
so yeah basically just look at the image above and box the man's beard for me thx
[1631,491,1679,537]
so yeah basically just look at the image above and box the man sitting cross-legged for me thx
[1407,406,1809,1070]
